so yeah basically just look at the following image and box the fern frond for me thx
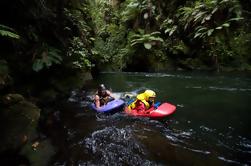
[0,24,20,39]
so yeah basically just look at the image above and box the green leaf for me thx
[167,19,173,24]
[164,28,171,34]
[228,17,243,22]
[169,26,177,36]
[207,29,214,36]
[194,33,202,38]
[211,7,218,14]
[0,24,20,39]
[130,41,138,46]
[196,26,208,33]
[32,60,44,72]
[0,29,20,39]
[150,31,161,35]
[205,14,212,21]
[194,11,207,22]
[144,43,152,49]
[222,23,230,27]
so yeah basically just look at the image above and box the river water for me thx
[51,72,251,165]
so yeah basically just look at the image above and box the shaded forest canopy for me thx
[0,0,251,74]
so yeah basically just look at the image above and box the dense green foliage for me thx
[0,0,93,74]
[1,0,250,74]
[88,0,251,71]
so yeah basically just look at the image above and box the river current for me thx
[51,72,251,165]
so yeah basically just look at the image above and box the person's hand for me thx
[145,106,154,114]
[154,102,161,108]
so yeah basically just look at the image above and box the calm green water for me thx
[51,72,251,165]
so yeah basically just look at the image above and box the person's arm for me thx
[94,95,101,108]
[106,90,115,99]
[135,101,146,113]
[136,101,155,114]
[145,105,154,114]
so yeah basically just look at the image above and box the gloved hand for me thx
[154,102,161,109]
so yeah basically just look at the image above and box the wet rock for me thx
[0,94,25,106]
[20,139,55,166]
[0,95,40,153]
[0,94,56,165]
[38,89,58,103]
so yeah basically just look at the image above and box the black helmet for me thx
[98,84,106,91]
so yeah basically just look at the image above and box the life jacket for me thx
[129,93,150,110]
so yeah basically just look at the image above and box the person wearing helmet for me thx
[128,90,156,113]
[94,84,114,108]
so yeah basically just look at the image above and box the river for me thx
[50,71,251,165]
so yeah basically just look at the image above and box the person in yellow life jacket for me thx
[94,84,114,108]
[128,90,156,113]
